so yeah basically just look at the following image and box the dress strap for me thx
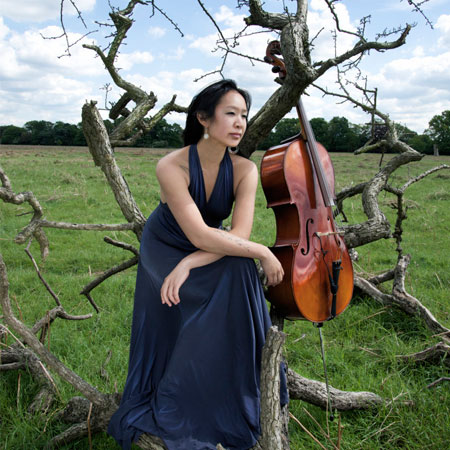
[188,144,205,207]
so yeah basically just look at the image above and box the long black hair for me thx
[183,79,251,146]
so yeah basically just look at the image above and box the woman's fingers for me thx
[161,275,182,306]
[265,259,284,286]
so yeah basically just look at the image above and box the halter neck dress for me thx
[108,144,287,450]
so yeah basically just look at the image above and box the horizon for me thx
[1,1,449,134]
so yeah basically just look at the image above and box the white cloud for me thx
[148,26,166,38]
[0,0,95,23]
[0,23,106,125]
[116,51,154,71]
[0,16,9,39]
[326,48,450,132]
[158,45,185,61]
[2,25,104,78]
[308,1,357,63]
[189,6,251,56]
[0,73,103,125]
[436,14,450,48]
[214,5,246,29]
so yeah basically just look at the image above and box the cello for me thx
[260,41,354,323]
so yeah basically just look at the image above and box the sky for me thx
[0,0,449,134]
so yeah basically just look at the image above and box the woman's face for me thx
[201,90,248,148]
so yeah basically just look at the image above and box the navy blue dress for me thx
[108,145,287,450]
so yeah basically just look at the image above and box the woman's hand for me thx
[161,260,190,307]
[260,248,284,287]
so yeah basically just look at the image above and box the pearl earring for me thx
[204,129,209,140]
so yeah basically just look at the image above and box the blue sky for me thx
[1,0,449,133]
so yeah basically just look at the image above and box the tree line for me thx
[1,110,449,154]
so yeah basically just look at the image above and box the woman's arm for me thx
[156,156,269,260]
[158,154,283,306]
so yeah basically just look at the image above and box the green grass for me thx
[1,145,449,449]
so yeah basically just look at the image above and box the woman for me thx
[108,79,287,450]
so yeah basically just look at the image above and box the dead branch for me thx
[397,342,450,367]
[82,4,148,103]
[0,165,49,259]
[81,101,146,237]
[110,95,187,147]
[256,326,287,449]
[31,306,92,338]
[103,236,139,255]
[45,395,120,449]
[367,270,395,286]
[427,377,450,389]
[398,164,450,191]
[323,0,366,40]
[404,0,434,29]
[0,339,57,414]
[244,0,291,30]
[80,1,187,149]
[80,255,139,302]
[287,368,384,410]
[0,254,107,405]
[314,25,411,78]
[1,164,135,262]
[339,132,423,249]
[24,242,61,306]
[79,235,139,304]
[148,0,184,37]
[39,220,134,231]
[355,267,450,340]
[23,242,94,335]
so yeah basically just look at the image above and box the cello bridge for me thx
[315,231,344,237]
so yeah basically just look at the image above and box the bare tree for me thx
[1,0,449,448]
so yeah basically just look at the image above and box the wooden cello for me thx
[261,41,354,323]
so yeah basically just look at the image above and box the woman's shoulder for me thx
[156,146,189,169]
[229,153,257,178]
[156,146,190,180]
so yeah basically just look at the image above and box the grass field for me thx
[1,145,449,449]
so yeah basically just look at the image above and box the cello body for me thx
[260,136,354,322]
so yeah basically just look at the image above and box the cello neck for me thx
[296,98,335,207]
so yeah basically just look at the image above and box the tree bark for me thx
[287,369,384,410]
[81,101,146,237]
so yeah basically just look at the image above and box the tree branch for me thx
[0,254,106,405]
[244,0,290,30]
[81,101,146,237]
[0,166,49,259]
[314,25,411,78]
[287,368,385,410]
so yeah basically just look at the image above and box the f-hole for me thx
[301,218,314,255]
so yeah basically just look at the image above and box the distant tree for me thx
[24,120,54,145]
[103,119,115,135]
[0,125,8,140]
[259,118,301,150]
[260,117,369,152]
[428,110,450,155]
[273,118,301,141]
[406,133,433,154]
[395,123,417,141]
[1,125,27,145]
[53,122,80,146]
[310,117,330,148]
[136,118,183,148]
[326,116,360,152]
